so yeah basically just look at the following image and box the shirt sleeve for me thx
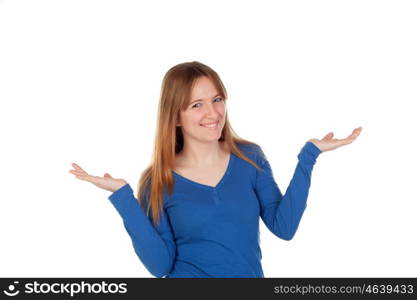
[108,183,176,277]
[254,141,321,241]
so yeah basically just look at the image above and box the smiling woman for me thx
[69,60,362,278]
[178,76,226,144]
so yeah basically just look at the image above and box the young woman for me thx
[69,61,362,278]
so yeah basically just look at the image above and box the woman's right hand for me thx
[69,163,128,193]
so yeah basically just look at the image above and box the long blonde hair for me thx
[137,61,262,226]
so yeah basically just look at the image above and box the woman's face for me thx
[177,76,226,143]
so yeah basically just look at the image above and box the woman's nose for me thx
[205,102,219,117]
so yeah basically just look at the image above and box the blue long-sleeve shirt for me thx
[108,141,321,277]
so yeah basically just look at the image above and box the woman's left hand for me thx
[308,127,363,153]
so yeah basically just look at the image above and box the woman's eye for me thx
[192,98,223,108]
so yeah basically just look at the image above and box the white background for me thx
[0,0,416,277]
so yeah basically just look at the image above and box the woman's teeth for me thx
[200,122,219,128]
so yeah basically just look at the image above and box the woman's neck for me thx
[176,141,229,168]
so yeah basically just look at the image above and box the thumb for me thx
[322,132,334,141]
[104,173,113,178]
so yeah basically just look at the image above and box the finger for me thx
[70,169,92,179]
[331,139,351,148]
[104,173,113,178]
[338,136,357,146]
[76,174,101,184]
[353,127,362,136]
[71,171,88,179]
[69,169,87,176]
[72,163,85,171]
[322,132,334,141]
[345,128,362,140]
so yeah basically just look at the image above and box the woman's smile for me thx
[200,121,220,129]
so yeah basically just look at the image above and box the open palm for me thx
[69,163,128,193]
[308,127,363,152]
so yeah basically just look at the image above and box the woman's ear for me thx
[176,112,181,126]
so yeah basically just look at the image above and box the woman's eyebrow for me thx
[190,94,221,104]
